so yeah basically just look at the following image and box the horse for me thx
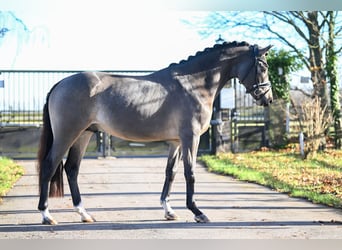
[37,41,273,225]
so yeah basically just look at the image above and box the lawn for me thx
[0,157,24,203]
[199,149,342,208]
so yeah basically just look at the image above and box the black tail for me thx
[37,88,64,197]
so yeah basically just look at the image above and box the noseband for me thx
[240,45,271,100]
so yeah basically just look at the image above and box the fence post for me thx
[0,73,4,88]
[263,106,270,147]
[97,132,112,158]
[299,132,305,157]
[231,108,239,153]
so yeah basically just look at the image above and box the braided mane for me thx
[169,41,250,67]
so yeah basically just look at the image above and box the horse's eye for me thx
[258,62,267,73]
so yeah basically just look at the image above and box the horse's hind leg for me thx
[64,130,95,223]
[39,153,64,225]
[38,138,77,225]
[160,141,181,220]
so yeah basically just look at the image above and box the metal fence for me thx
[0,70,167,158]
[0,70,154,127]
[229,78,269,152]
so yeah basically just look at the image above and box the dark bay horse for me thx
[37,41,273,224]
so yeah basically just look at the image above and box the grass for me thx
[0,157,25,203]
[199,148,342,208]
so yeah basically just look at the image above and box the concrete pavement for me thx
[0,157,341,239]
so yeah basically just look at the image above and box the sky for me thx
[0,1,225,70]
[1,1,341,83]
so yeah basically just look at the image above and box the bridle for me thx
[240,45,271,100]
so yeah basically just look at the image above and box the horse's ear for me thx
[258,45,273,56]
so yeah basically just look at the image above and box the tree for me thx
[260,11,342,149]
[325,11,342,149]
[267,49,303,102]
[0,11,30,67]
[262,12,331,104]
[182,11,342,149]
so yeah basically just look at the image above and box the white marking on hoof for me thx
[165,211,178,221]
[194,214,210,223]
[81,215,96,223]
[75,203,96,223]
[161,200,178,220]
[41,209,58,225]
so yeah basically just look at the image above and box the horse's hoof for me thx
[194,214,210,223]
[165,212,178,221]
[81,215,96,223]
[42,217,58,225]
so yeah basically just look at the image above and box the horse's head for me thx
[236,44,273,106]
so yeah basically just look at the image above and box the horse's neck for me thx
[173,67,223,109]
[168,49,240,107]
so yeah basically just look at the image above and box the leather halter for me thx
[240,45,271,100]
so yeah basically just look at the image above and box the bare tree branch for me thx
[262,15,310,69]
[265,11,310,44]
[291,86,312,97]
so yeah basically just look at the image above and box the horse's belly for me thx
[103,124,178,142]
[95,111,179,142]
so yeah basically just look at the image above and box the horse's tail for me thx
[37,86,64,198]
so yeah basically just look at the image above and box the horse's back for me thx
[47,71,182,141]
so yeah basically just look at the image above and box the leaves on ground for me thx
[200,149,342,208]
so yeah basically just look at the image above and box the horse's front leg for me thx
[160,141,181,220]
[182,135,210,223]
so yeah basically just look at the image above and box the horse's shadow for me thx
[0,218,340,234]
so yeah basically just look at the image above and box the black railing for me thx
[0,70,153,127]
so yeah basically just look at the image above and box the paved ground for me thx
[0,157,341,239]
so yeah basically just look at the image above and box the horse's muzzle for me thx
[261,93,273,106]
[255,90,273,106]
